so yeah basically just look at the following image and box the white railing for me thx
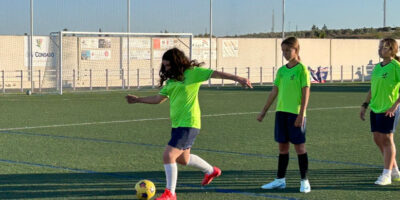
[0,65,371,94]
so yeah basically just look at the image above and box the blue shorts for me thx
[168,127,200,150]
[274,111,306,144]
[370,108,400,134]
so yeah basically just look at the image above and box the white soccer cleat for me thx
[261,178,286,189]
[300,179,311,193]
[375,174,392,185]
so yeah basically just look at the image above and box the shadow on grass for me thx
[0,168,398,199]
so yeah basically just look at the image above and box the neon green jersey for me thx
[274,62,310,115]
[370,59,400,113]
[159,67,214,129]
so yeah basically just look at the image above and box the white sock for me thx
[164,163,177,194]
[383,169,392,176]
[392,166,400,175]
[187,154,213,174]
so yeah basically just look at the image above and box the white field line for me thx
[0,106,359,131]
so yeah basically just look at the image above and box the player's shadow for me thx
[306,168,399,192]
[0,168,397,199]
[178,168,400,194]
[0,171,165,199]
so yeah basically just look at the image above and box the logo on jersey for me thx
[382,72,388,79]
[290,75,295,80]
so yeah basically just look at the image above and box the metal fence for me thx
[0,65,371,94]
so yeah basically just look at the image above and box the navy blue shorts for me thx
[370,108,400,134]
[274,111,306,144]
[168,127,200,150]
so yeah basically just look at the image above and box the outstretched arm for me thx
[257,86,278,122]
[126,94,168,104]
[211,70,253,88]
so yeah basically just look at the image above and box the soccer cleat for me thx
[375,174,392,185]
[261,178,286,189]
[201,166,222,186]
[155,189,176,200]
[392,173,400,182]
[300,179,311,193]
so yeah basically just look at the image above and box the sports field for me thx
[0,85,399,200]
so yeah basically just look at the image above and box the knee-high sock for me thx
[164,163,177,194]
[298,153,308,180]
[277,153,289,178]
[187,154,213,174]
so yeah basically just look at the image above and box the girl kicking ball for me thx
[126,48,252,200]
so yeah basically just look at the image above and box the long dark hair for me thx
[159,48,204,87]
[281,37,301,61]
[381,38,400,62]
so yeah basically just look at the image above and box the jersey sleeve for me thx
[394,60,400,82]
[158,81,170,97]
[301,66,311,87]
[273,68,281,87]
[192,67,214,83]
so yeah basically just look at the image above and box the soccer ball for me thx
[135,179,156,200]
[26,90,32,95]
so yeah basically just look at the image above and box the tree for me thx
[322,24,328,31]
[318,31,326,38]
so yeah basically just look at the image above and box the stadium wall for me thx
[0,35,398,90]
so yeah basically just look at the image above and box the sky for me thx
[0,0,399,36]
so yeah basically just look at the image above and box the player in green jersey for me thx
[360,38,400,185]
[126,48,252,200]
[257,37,311,193]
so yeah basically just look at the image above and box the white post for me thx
[330,65,333,83]
[137,69,140,89]
[59,31,63,95]
[247,67,250,80]
[106,69,109,90]
[351,65,354,82]
[189,35,193,60]
[39,69,41,93]
[209,0,213,68]
[384,0,386,27]
[273,67,276,83]
[340,65,343,83]
[235,67,238,86]
[89,69,92,90]
[152,68,155,88]
[20,70,23,93]
[282,0,285,39]
[221,67,224,86]
[260,67,263,85]
[281,0,285,66]
[208,0,212,87]
[2,70,4,93]
[121,68,125,89]
[73,69,76,91]
[30,0,34,93]
[362,65,365,82]
[127,0,131,89]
